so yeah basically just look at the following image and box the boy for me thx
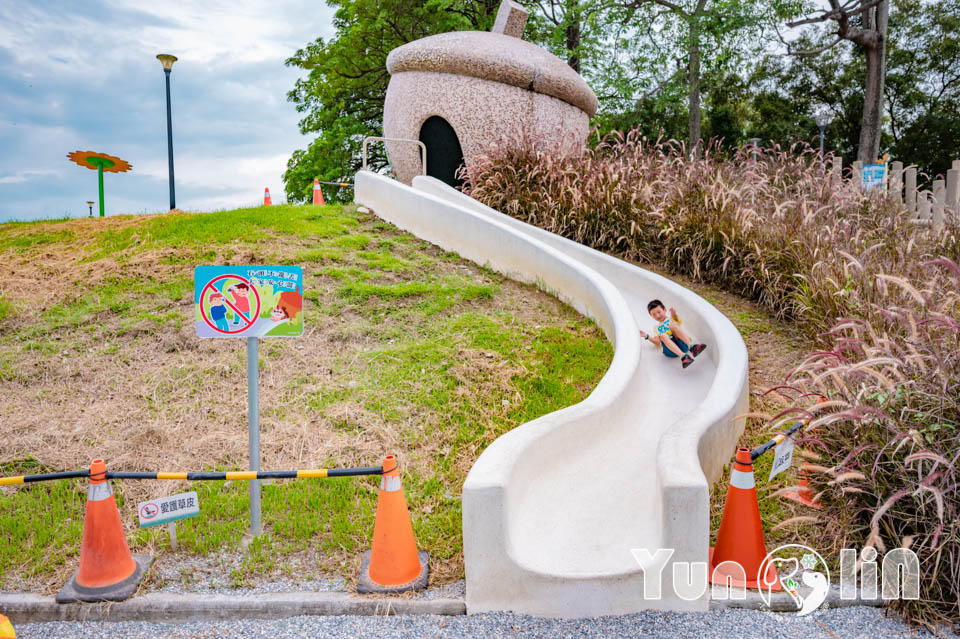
[208,292,230,332]
[639,299,706,369]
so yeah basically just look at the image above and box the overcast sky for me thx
[0,1,337,222]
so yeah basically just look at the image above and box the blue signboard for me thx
[862,164,886,190]
[194,266,303,338]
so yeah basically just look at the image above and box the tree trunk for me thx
[857,0,889,163]
[565,0,582,72]
[688,34,701,156]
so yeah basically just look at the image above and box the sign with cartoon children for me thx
[194,266,303,338]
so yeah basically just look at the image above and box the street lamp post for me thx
[157,54,178,210]
[87,201,94,217]
[815,111,833,160]
[750,138,760,162]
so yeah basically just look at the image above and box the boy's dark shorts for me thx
[661,336,689,358]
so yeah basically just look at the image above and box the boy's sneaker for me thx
[690,343,707,357]
[681,354,695,368]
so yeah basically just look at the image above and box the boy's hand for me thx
[669,306,679,319]
[638,329,648,339]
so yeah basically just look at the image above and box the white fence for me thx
[838,158,960,229]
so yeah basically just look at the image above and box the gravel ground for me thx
[152,573,348,596]
[13,607,958,639]
[411,579,466,600]
[153,577,347,596]
[148,552,463,598]
[144,551,345,595]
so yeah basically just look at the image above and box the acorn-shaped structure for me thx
[383,0,598,186]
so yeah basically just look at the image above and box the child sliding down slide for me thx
[638,299,707,369]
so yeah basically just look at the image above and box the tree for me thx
[700,71,752,146]
[616,0,798,155]
[748,31,871,166]
[593,95,689,142]
[283,0,499,204]
[523,0,618,76]
[784,0,891,163]
[525,0,587,71]
[885,0,960,177]
[749,0,960,175]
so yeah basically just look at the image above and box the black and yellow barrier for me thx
[0,466,383,486]
[0,470,89,486]
[750,421,803,461]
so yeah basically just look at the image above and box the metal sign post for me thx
[247,336,261,536]
[194,266,303,538]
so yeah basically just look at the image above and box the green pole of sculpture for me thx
[67,151,132,218]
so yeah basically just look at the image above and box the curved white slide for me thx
[355,171,749,617]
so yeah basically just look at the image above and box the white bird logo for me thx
[798,571,829,616]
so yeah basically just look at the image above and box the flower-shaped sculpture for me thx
[67,150,132,217]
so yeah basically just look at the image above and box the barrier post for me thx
[247,336,262,537]
[946,169,959,220]
[889,161,903,203]
[933,179,946,231]
[831,155,842,178]
[905,167,917,214]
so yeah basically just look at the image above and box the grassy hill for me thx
[0,204,612,591]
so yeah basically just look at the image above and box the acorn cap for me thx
[386,31,598,117]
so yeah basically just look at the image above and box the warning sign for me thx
[194,266,303,338]
[137,491,199,528]
[769,435,795,481]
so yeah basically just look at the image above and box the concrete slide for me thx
[355,171,749,617]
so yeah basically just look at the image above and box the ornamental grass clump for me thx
[781,259,959,627]
[463,129,958,337]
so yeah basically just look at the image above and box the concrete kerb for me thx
[1,587,884,624]
[1,592,466,624]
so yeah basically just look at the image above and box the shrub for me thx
[462,130,958,338]
[785,259,959,627]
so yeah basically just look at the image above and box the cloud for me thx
[134,152,291,210]
[0,1,337,222]
[0,169,61,184]
[111,0,309,66]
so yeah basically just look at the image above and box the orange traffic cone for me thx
[263,188,273,206]
[357,455,429,593]
[0,614,14,639]
[313,179,325,205]
[709,448,781,591]
[782,464,822,509]
[56,459,152,603]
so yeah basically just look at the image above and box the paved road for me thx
[14,607,957,639]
